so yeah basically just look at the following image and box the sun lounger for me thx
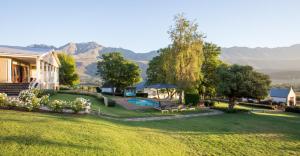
[161,109,169,113]
[189,107,196,111]
[171,108,179,112]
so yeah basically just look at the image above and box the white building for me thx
[0,47,60,94]
[269,87,296,106]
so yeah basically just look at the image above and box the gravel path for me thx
[97,109,224,122]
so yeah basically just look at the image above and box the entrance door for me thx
[12,64,27,83]
[289,97,295,106]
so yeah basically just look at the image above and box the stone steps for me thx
[0,83,30,96]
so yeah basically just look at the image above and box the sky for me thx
[0,0,300,52]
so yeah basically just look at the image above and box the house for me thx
[100,83,116,94]
[269,87,296,106]
[0,47,60,95]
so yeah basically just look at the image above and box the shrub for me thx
[48,100,65,112]
[238,102,273,109]
[285,106,300,113]
[184,93,200,106]
[204,100,215,107]
[96,87,102,93]
[18,90,40,111]
[136,93,148,98]
[41,89,57,96]
[103,96,116,107]
[0,93,8,107]
[40,95,50,106]
[6,98,22,108]
[71,98,91,113]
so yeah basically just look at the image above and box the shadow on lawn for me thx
[96,112,300,140]
[0,135,102,151]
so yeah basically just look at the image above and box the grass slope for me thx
[0,109,299,155]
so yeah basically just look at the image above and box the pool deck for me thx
[112,97,155,110]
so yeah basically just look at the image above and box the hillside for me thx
[1,42,300,84]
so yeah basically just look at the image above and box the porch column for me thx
[40,61,44,83]
[45,63,49,89]
[7,59,12,83]
[36,58,41,81]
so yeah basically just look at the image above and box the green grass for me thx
[50,93,209,118]
[0,109,299,155]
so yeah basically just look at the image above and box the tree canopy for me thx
[168,14,204,93]
[198,42,222,98]
[57,52,80,86]
[216,64,271,110]
[97,52,141,94]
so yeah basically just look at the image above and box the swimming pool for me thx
[127,98,159,108]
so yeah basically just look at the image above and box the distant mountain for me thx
[1,42,300,84]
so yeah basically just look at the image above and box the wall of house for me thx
[0,58,10,83]
[271,97,286,103]
[287,89,296,106]
[101,87,115,93]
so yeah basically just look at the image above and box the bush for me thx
[238,102,273,109]
[40,95,50,106]
[136,93,148,98]
[204,100,215,107]
[96,87,102,93]
[103,96,116,107]
[48,100,65,112]
[0,93,8,107]
[184,93,200,106]
[18,90,40,111]
[285,106,300,113]
[41,89,57,96]
[71,98,91,113]
[6,98,22,108]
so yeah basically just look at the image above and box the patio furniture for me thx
[161,109,169,113]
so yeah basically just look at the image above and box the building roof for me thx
[0,47,49,57]
[270,88,291,98]
[134,82,177,90]
[146,83,177,89]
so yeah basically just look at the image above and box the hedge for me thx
[184,93,200,106]
[285,106,300,113]
[136,93,148,98]
[238,102,273,109]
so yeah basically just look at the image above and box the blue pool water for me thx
[127,98,159,108]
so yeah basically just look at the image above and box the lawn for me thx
[50,93,210,118]
[0,109,299,155]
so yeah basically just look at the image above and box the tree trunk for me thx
[157,89,160,99]
[179,90,183,104]
[228,97,236,110]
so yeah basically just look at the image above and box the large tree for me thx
[168,14,204,103]
[198,42,222,99]
[97,52,141,94]
[216,64,271,110]
[57,52,79,86]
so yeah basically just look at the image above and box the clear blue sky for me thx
[0,0,299,52]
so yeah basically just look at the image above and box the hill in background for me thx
[1,42,300,85]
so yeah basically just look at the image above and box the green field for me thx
[0,109,300,155]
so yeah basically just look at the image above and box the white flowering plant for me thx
[48,100,66,112]
[0,93,8,107]
[71,98,91,113]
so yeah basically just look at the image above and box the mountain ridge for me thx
[1,42,300,84]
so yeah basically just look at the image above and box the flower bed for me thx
[0,89,91,114]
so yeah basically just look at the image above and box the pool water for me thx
[127,98,159,108]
